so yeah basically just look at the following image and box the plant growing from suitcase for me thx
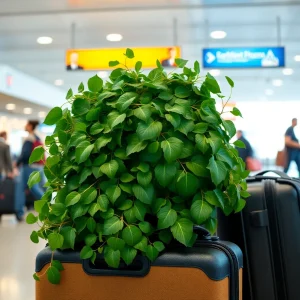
[27,48,249,284]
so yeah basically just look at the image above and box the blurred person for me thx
[284,118,300,175]
[66,52,84,70]
[0,131,13,180]
[161,47,177,67]
[236,130,253,163]
[15,120,45,221]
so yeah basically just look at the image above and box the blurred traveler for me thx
[15,120,45,221]
[0,131,13,180]
[66,52,84,70]
[161,47,177,67]
[236,130,254,163]
[284,118,300,175]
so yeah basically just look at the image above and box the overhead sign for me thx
[65,47,181,71]
[203,47,285,68]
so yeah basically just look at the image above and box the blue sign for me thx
[203,47,285,68]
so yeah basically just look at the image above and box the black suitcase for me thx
[218,170,300,300]
[0,178,16,217]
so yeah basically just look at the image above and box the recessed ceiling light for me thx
[6,103,16,110]
[23,108,32,114]
[272,79,283,87]
[265,89,274,96]
[106,33,123,42]
[37,36,53,45]
[282,68,294,76]
[294,55,300,62]
[209,69,221,77]
[210,31,227,39]
[54,79,64,86]
[38,111,46,118]
[97,71,109,79]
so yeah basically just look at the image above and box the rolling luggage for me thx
[35,228,243,300]
[0,178,16,218]
[218,170,300,300]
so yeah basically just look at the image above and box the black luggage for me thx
[0,178,16,217]
[218,170,300,300]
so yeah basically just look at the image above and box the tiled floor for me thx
[0,215,45,300]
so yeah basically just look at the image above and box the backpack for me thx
[32,139,46,165]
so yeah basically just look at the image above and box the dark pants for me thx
[284,150,300,175]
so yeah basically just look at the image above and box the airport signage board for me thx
[203,47,285,68]
[65,47,181,70]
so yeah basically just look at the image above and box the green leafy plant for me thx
[28,49,249,284]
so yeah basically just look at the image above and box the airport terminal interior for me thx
[0,1,300,300]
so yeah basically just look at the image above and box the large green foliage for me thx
[29,49,248,284]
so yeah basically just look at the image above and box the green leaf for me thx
[159,230,173,244]
[126,134,148,156]
[159,91,173,101]
[109,60,120,67]
[120,173,135,183]
[80,245,94,259]
[90,123,104,135]
[225,76,234,88]
[97,195,109,212]
[175,86,191,98]
[88,75,103,92]
[103,216,123,235]
[106,185,121,204]
[191,200,213,224]
[121,246,137,265]
[193,123,208,134]
[122,225,143,246]
[176,173,199,197]
[100,160,119,179]
[157,206,177,229]
[137,120,162,141]
[165,113,181,129]
[133,106,152,122]
[186,155,209,177]
[85,233,97,247]
[34,199,47,213]
[29,147,45,164]
[75,122,87,132]
[177,119,194,136]
[48,232,64,250]
[134,236,148,251]
[195,134,209,154]
[137,162,149,173]
[135,61,142,72]
[146,245,159,261]
[28,171,41,189]
[51,260,64,271]
[107,237,125,251]
[88,203,100,217]
[138,221,152,233]
[78,82,84,92]
[205,77,221,94]
[104,247,120,268]
[153,241,165,252]
[75,145,94,164]
[30,231,39,243]
[47,266,61,285]
[205,189,225,209]
[125,48,135,59]
[161,137,184,163]
[204,218,218,235]
[223,120,236,138]
[207,156,227,186]
[79,168,92,184]
[175,58,188,68]
[231,107,243,117]
[194,61,200,74]
[137,171,152,187]
[216,148,234,168]
[72,98,90,115]
[155,164,176,187]
[108,112,127,129]
[51,203,66,216]
[116,92,138,112]
[60,226,76,249]
[44,107,62,125]
[235,199,246,213]
[208,131,223,154]
[171,218,193,246]
[86,108,100,122]
[33,273,40,281]
[66,88,73,99]
[95,136,112,150]
[65,191,81,207]
[233,140,246,148]
[82,187,97,205]
[100,208,114,220]
[133,200,147,221]
[132,184,154,205]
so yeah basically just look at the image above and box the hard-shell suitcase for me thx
[218,170,300,300]
[35,229,243,300]
[0,178,16,217]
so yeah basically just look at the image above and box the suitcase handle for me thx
[193,225,211,238]
[82,255,150,277]
[254,170,290,179]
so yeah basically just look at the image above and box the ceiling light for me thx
[5,103,16,110]
[54,79,64,86]
[265,89,274,96]
[38,111,46,118]
[23,108,32,114]
[210,31,227,39]
[294,55,300,62]
[208,69,221,77]
[106,34,123,42]
[97,71,109,79]
[272,79,283,87]
[282,68,294,75]
[37,36,53,45]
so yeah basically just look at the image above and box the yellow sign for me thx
[65,47,181,71]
